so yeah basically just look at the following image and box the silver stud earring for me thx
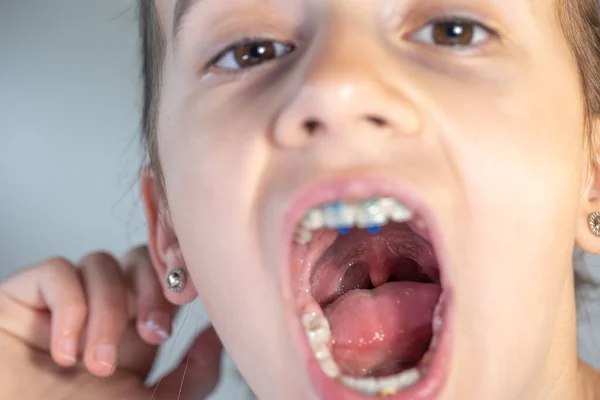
[589,212,600,236]
[166,268,186,293]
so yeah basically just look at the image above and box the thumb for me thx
[155,325,223,400]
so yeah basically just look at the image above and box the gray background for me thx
[1,0,599,398]
[0,1,249,398]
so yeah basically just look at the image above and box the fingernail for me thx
[145,311,172,340]
[94,344,117,370]
[58,337,77,362]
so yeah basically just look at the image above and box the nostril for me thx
[365,114,389,128]
[303,118,322,135]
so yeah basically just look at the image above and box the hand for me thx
[0,246,175,376]
[0,247,223,399]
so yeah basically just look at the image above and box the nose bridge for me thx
[274,25,422,148]
[310,27,371,86]
[303,28,388,118]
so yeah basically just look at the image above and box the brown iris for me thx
[432,22,475,46]
[233,41,277,68]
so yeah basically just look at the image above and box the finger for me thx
[155,326,223,400]
[0,289,51,350]
[79,252,129,377]
[0,257,87,367]
[122,245,177,345]
[115,319,159,377]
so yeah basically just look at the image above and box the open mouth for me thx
[286,186,450,399]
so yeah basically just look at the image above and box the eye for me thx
[210,39,295,71]
[412,19,492,48]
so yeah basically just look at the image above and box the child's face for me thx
[148,0,595,399]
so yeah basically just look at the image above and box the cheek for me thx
[160,110,270,293]
[157,105,313,394]
[436,63,585,387]
[431,54,585,277]
[455,102,583,303]
[157,70,285,307]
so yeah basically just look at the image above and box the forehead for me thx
[158,0,557,31]
[173,0,196,34]
[159,0,289,36]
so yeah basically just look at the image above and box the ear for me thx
[141,168,198,304]
[576,118,600,254]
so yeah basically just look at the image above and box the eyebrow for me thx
[173,0,201,37]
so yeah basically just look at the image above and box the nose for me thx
[273,39,422,149]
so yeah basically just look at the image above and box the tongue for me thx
[324,281,441,377]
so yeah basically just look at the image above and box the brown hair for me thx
[138,0,600,172]
[139,0,165,182]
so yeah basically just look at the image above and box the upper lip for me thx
[278,172,449,291]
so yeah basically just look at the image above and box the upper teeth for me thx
[302,198,413,232]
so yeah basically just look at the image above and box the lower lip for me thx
[279,175,454,399]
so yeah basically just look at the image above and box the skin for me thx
[141,0,600,399]
[0,247,223,399]
[2,0,600,399]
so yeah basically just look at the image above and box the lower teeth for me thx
[341,368,421,396]
[302,313,341,378]
[301,298,445,397]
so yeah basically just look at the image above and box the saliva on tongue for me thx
[325,281,440,377]
[315,224,441,378]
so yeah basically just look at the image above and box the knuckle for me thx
[81,251,119,270]
[123,245,151,268]
[43,257,86,300]
[131,245,149,257]
[44,256,75,273]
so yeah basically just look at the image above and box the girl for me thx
[4,0,600,398]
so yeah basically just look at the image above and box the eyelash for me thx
[205,17,495,74]
[411,17,495,51]
[207,38,295,74]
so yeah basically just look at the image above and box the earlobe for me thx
[141,168,198,304]
[579,212,600,255]
[588,212,600,237]
[576,118,600,254]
